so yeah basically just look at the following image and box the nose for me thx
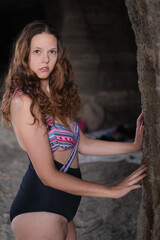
[42,53,49,63]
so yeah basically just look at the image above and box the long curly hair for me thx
[1,21,82,128]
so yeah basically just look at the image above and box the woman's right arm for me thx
[10,94,147,199]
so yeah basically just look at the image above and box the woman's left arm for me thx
[78,112,144,156]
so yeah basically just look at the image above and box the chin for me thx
[37,74,50,80]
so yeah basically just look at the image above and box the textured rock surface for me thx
[125,0,160,239]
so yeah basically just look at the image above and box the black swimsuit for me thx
[10,99,82,222]
[10,157,82,222]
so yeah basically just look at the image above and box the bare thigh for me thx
[66,221,77,240]
[11,212,68,240]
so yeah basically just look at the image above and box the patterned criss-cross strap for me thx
[59,123,79,173]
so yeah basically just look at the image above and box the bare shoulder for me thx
[11,92,32,112]
[10,92,35,126]
[10,92,42,127]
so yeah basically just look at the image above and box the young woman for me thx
[1,21,146,240]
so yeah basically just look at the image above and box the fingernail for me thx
[143,163,147,166]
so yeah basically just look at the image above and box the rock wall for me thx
[0,0,140,130]
[125,0,160,239]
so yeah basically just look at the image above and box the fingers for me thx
[129,184,142,190]
[137,111,143,125]
[139,124,144,135]
[135,112,144,140]
[129,164,147,180]
[134,112,144,151]
[129,173,147,186]
[137,111,143,123]
[112,162,147,198]
[128,164,147,186]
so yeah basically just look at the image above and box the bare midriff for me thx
[16,136,79,169]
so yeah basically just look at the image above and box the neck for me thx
[40,79,50,93]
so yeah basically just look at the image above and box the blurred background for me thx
[0,1,143,239]
[0,0,141,132]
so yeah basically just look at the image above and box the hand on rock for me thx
[110,163,147,199]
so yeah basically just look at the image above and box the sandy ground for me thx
[0,123,142,240]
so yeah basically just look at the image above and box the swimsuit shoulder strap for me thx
[59,122,79,173]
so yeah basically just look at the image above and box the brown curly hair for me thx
[1,21,82,128]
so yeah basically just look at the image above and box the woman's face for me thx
[28,32,58,80]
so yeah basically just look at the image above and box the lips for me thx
[39,67,49,72]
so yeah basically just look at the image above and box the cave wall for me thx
[0,0,140,130]
[125,0,160,239]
